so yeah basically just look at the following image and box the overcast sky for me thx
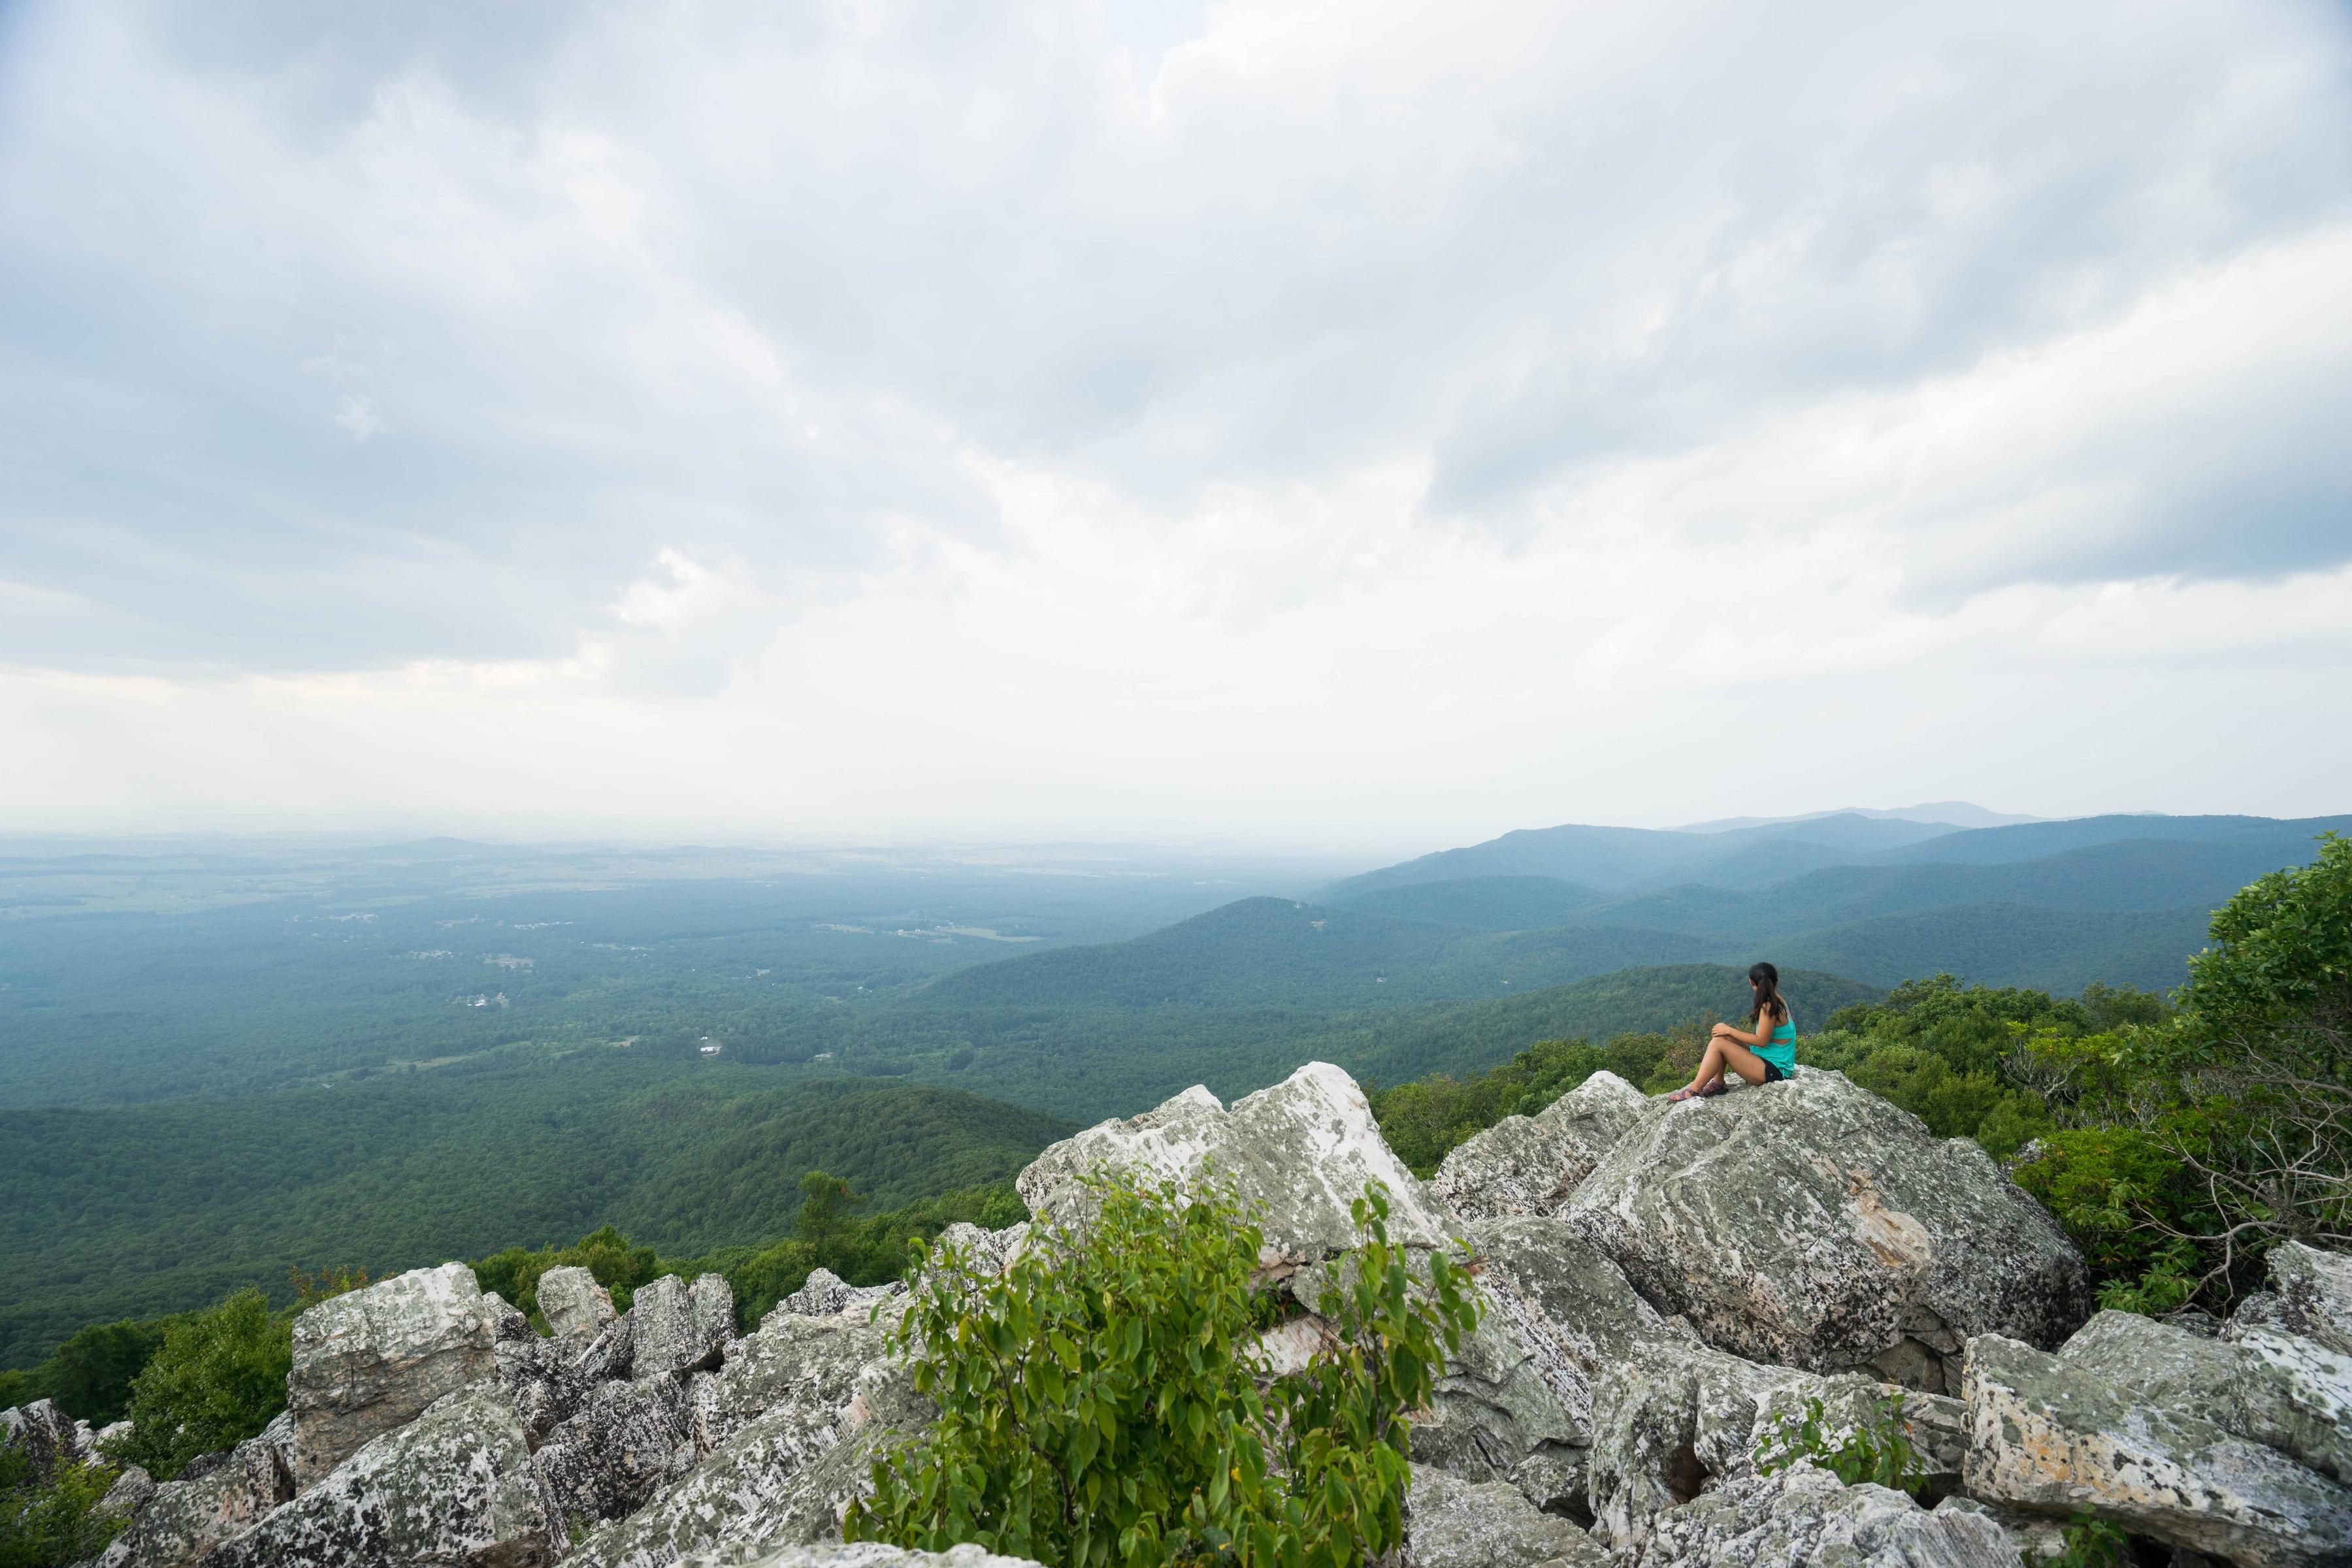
[2,0,2348,853]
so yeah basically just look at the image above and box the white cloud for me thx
[0,0,2347,840]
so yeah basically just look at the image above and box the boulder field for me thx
[10,1060,2350,1567]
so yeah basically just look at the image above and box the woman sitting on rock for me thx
[1666,961,1797,1102]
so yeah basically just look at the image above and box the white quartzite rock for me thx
[197,1382,555,1568]
[284,1262,506,1488]
[1016,1064,1457,1276]
[1566,1070,2091,1391]
[2059,1308,2352,1482]
[630,1274,737,1382]
[540,1266,619,1338]
[531,1376,700,1536]
[0,1397,83,1483]
[1403,1462,1605,1568]
[1962,1331,2352,1568]
[2238,1241,2352,1358]
[1429,1070,1646,1224]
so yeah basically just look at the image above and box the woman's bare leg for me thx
[1683,1037,1772,1095]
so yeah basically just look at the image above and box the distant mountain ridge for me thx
[1674,802,2042,833]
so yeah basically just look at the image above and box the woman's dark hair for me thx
[1748,962,1785,1024]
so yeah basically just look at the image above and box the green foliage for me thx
[1369,1026,1704,1174]
[9,1318,172,1428]
[113,1290,291,1482]
[2042,1511,2130,1568]
[0,1449,125,1568]
[1754,1392,1925,1497]
[845,1173,1479,1568]
[796,1171,861,1252]
[2184,832,2352,1039]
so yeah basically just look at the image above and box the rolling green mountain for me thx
[1769,905,2211,995]
[1867,813,2352,866]
[1332,875,1609,930]
[0,1055,1073,1367]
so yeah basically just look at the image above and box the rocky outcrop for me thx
[1017,1065,1457,1286]
[1565,1070,2091,1392]
[98,1418,291,1568]
[284,1262,507,1488]
[1961,1331,2352,1568]
[572,1302,924,1568]
[199,1382,555,1568]
[1402,1462,1604,1568]
[542,1267,619,1339]
[1429,1071,1646,1224]
[2233,1240,2352,1357]
[1610,1464,2015,1568]
[630,1275,737,1382]
[0,1397,82,1484]
[531,1376,700,1535]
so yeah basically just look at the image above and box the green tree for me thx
[846,1172,1478,1568]
[113,1290,291,1481]
[31,1319,170,1428]
[0,1449,125,1568]
[795,1169,862,1255]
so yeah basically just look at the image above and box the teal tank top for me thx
[1757,1014,1796,1073]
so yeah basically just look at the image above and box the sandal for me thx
[1697,1079,1730,1098]
[1665,1086,1701,1103]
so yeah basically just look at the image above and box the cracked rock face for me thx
[1962,1331,2352,1568]
[0,1398,82,1486]
[574,1318,927,1568]
[1610,1464,2016,1568]
[1403,1462,1605,1568]
[630,1275,737,1382]
[285,1262,506,1488]
[531,1375,701,1536]
[2059,1309,2352,1483]
[541,1267,620,1339]
[197,1382,555,1568]
[1429,1070,1647,1224]
[2255,1241,2352,1358]
[1016,1064,1457,1280]
[1565,1070,2091,1390]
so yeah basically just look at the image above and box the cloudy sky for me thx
[2,0,2347,851]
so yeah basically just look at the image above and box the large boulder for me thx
[1429,1071,1646,1224]
[1403,1462,1605,1568]
[2059,1309,2352,1482]
[630,1275,737,1382]
[1962,1331,2352,1568]
[97,1418,291,1568]
[284,1262,507,1487]
[2233,1241,2352,1358]
[1609,1464,2015,1568]
[540,1266,619,1339]
[1565,1070,2091,1391]
[197,1383,556,1568]
[1016,1065,1456,1287]
[531,1377,700,1536]
[574,1320,925,1568]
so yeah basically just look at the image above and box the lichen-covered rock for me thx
[0,1398,82,1484]
[2060,1309,2352,1482]
[99,1463,155,1519]
[96,1424,291,1568]
[1585,1347,1812,1546]
[690,1313,897,1455]
[2249,1241,2352,1358]
[927,1223,1030,1280]
[531,1376,699,1535]
[1016,1064,1456,1290]
[499,1312,635,1448]
[1752,1373,1970,1498]
[1609,1464,2015,1568]
[540,1266,619,1338]
[284,1261,506,1487]
[1403,1462,1605,1568]
[1429,1071,1646,1224]
[631,1275,737,1382]
[1409,1304,1585,1513]
[674,1543,1040,1568]
[197,1383,555,1568]
[1565,1070,2091,1391]
[572,1352,929,1568]
[1962,1331,2352,1568]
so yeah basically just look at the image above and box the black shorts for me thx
[1761,1058,1789,1084]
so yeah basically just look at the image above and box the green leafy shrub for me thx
[845,1172,1479,1568]
[1754,1392,1924,1496]
[112,1290,292,1481]
[1371,1028,1692,1173]
[2043,1511,2129,1567]
[0,1448,125,1568]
